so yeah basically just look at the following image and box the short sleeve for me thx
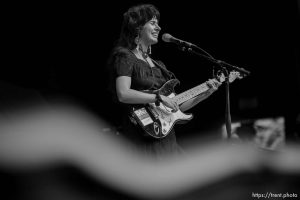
[113,50,135,77]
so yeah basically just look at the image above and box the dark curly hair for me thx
[116,4,160,50]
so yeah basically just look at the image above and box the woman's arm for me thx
[179,79,221,112]
[116,76,156,104]
[116,76,178,111]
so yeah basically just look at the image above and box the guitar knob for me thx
[163,129,166,133]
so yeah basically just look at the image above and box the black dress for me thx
[109,47,184,159]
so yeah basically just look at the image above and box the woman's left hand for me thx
[180,79,221,112]
[206,79,221,95]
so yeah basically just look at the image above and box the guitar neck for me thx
[173,81,212,105]
[169,71,241,105]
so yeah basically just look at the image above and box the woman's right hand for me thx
[160,95,179,112]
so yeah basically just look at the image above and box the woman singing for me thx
[107,4,220,159]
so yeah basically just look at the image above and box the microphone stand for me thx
[223,67,232,139]
[180,45,251,75]
[179,45,250,139]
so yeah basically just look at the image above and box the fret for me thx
[173,82,210,105]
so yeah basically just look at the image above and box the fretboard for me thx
[173,81,211,105]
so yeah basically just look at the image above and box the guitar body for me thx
[130,79,193,139]
[129,71,242,139]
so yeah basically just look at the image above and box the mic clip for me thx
[176,41,195,52]
[177,40,194,48]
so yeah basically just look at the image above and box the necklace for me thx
[137,43,149,60]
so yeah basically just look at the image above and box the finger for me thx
[214,80,221,87]
[214,81,220,88]
[209,83,216,90]
[173,103,179,111]
[213,83,218,89]
[173,104,178,111]
[206,81,213,88]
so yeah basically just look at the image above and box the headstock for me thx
[217,70,243,83]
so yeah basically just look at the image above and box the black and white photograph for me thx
[1,1,300,199]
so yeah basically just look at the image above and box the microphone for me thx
[162,33,195,48]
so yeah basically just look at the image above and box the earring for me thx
[147,46,151,55]
[137,43,143,52]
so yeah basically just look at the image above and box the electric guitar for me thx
[129,71,243,139]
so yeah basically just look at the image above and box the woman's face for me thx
[139,17,161,46]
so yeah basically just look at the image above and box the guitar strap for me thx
[151,59,178,81]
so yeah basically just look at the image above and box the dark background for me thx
[0,1,300,199]
[2,0,300,141]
